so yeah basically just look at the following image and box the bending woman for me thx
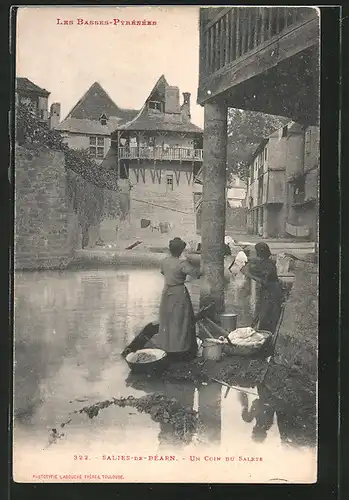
[242,242,283,334]
[153,237,202,362]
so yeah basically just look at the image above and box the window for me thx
[89,136,105,158]
[282,125,288,138]
[166,174,174,191]
[148,101,163,112]
[99,113,108,126]
[148,136,155,147]
[264,148,268,161]
[305,130,311,156]
[293,177,305,204]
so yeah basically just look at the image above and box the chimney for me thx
[49,102,61,129]
[181,92,191,123]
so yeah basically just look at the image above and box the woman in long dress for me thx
[152,237,202,362]
[242,242,283,334]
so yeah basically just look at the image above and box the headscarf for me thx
[255,242,272,260]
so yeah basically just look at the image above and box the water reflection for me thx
[14,269,163,422]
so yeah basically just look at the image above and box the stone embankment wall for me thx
[15,146,80,270]
[274,259,318,382]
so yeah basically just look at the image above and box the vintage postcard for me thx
[13,6,320,483]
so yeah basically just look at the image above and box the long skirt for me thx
[253,281,283,334]
[152,284,197,362]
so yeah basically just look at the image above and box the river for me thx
[13,268,316,483]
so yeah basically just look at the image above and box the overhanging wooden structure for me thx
[198,7,320,125]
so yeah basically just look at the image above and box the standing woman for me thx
[153,237,202,362]
[242,242,283,334]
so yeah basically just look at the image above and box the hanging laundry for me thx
[141,218,151,229]
[159,222,169,234]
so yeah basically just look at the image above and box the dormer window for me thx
[99,113,108,126]
[148,101,163,112]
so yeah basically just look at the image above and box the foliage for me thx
[16,102,126,226]
[227,108,289,182]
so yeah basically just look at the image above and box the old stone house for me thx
[16,77,50,123]
[246,121,319,239]
[100,75,203,244]
[52,82,138,163]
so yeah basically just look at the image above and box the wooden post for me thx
[224,13,230,66]
[268,8,273,39]
[219,18,225,69]
[275,7,280,34]
[261,7,266,43]
[247,8,252,51]
[209,27,214,73]
[117,131,121,179]
[253,8,258,48]
[200,100,227,314]
[236,8,240,58]
[215,22,219,71]
[230,8,235,62]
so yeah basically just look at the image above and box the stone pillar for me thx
[200,101,227,314]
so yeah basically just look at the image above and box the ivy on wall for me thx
[16,102,127,229]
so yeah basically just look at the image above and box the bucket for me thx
[219,313,238,332]
[202,338,223,361]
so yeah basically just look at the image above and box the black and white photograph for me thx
[13,6,320,483]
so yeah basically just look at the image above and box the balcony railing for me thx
[119,146,203,162]
[200,7,317,80]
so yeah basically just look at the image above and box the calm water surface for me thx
[13,268,316,483]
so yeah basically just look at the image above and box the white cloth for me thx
[233,250,248,271]
[224,236,236,253]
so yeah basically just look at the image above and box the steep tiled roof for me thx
[16,77,50,97]
[116,75,203,134]
[55,117,122,135]
[66,82,138,122]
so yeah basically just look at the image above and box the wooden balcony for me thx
[118,146,203,162]
[198,7,320,124]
